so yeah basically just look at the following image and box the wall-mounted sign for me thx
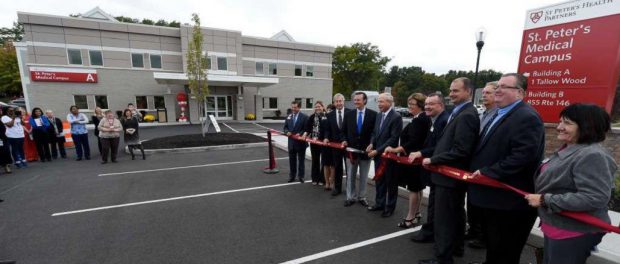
[518,0,620,122]
[30,67,98,83]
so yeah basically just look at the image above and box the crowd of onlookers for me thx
[284,73,618,264]
[0,102,146,172]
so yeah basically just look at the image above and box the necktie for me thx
[481,111,499,138]
[357,111,363,134]
[379,113,386,130]
[337,110,342,129]
[293,114,297,126]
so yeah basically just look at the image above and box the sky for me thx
[2,0,561,75]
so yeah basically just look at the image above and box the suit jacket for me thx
[341,108,377,160]
[46,117,64,138]
[283,112,309,151]
[419,110,449,157]
[370,108,403,154]
[324,108,350,142]
[430,103,480,188]
[469,101,545,211]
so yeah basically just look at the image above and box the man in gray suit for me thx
[366,93,403,217]
[283,101,309,183]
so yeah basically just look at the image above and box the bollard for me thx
[263,130,279,174]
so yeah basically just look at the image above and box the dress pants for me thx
[33,130,51,161]
[466,197,484,239]
[418,185,436,236]
[309,144,323,183]
[481,207,537,264]
[101,137,119,162]
[332,149,346,191]
[434,185,466,264]
[373,157,398,211]
[72,133,91,159]
[345,157,370,201]
[50,136,66,158]
[288,147,306,180]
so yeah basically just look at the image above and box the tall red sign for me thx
[29,67,98,83]
[518,0,620,122]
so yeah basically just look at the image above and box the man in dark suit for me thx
[283,101,309,183]
[468,73,544,264]
[341,92,377,207]
[323,93,350,196]
[366,93,403,217]
[419,77,480,264]
[409,93,449,243]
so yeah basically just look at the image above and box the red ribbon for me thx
[269,129,620,234]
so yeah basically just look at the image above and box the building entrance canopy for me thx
[153,72,279,87]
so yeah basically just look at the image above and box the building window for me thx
[131,53,144,68]
[150,54,162,69]
[306,66,314,77]
[154,96,165,109]
[217,57,227,70]
[269,63,277,75]
[95,95,108,109]
[74,95,88,109]
[135,96,148,109]
[294,65,302,76]
[67,49,82,65]
[256,62,264,75]
[89,50,103,66]
[206,56,212,70]
[263,97,278,109]
[305,98,313,109]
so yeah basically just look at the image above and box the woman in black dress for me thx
[302,101,326,186]
[385,93,431,228]
[121,109,145,160]
[0,107,13,173]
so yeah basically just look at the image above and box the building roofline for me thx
[17,11,180,31]
[242,34,334,50]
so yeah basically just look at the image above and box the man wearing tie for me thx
[341,92,377,207]
[419,77,480,264]
[367,93,403,217]
[283,101,309,183]
[468,73,544,264]
[324,93,349,196]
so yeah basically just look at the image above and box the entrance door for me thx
[204,95,233,120]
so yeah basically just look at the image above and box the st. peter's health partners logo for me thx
[530,11,543,23]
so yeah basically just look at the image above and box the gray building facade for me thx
[15,7,334,122]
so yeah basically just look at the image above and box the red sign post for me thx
[29,67,98,83]
[518,0,620,122]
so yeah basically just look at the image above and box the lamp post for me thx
[474,27,486,88]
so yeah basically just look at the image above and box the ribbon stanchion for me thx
[263,129,280,174]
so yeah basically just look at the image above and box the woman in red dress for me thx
[21,108,39,162]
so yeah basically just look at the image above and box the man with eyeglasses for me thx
[467,73,544,264]
[410,93,449,244]
[419,77,480,264]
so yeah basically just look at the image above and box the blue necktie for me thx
[357,111,363,134]
[293,114,297,126]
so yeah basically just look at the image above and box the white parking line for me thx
[52,180,312,217]
[254,123,273,131]
[98,157,287,177]
[280,226,421,264]
[221,122,239,133]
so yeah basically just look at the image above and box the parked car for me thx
[10,98,26,108]
[394,106,411,117]
[0,101,19,111]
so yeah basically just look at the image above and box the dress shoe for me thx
[0,260,16,264]
[410,231,434,243]
[299,178,304,183]
[358,199,369,207]
[101,161,108,164]
[344,200,355,207]
[331,190,341,196]
[287,179,295,183]
[381,210,394,218]
[418,259,439,264]
[85,157,91,160]
[467,239,486,249]
[367,205,384,211]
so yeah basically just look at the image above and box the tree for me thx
[155,19,169,27]
[186,13,209,125]
[332,43,390,98]
[141,19,155,25]
[0,42,22,96]
[440,69,503,88]
[0,22,24,45]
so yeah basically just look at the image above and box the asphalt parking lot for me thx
[0,122,536,264]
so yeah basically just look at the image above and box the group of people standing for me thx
[284,73,617,264]
[0,103,146,170]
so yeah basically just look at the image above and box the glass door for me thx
[204,95,233,120]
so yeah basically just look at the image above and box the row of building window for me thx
[262,97,314,109]
[67,49,163,69]
[73,95,166,110]
[255,63,314,77]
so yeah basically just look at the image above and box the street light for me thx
[473,27,486,88]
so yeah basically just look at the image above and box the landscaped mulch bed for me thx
[142,133,266,149]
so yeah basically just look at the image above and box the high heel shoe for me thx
[397,218,415,229]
